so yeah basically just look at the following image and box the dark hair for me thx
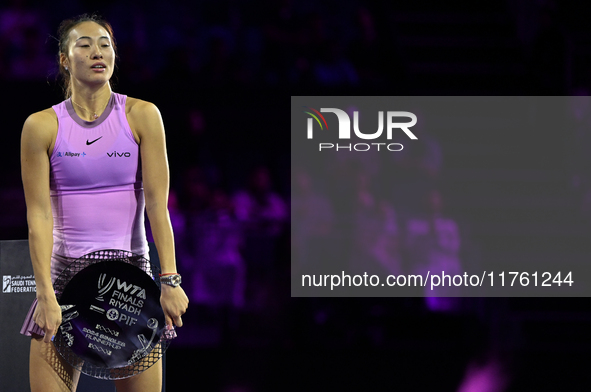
[57,13,118,98]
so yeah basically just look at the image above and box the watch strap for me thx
[160,273,181,287]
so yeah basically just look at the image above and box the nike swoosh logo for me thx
[86,136,103,145]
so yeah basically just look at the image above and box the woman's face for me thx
[62,21,115,87]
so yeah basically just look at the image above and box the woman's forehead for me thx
[69,21,110,41]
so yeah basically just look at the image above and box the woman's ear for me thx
[59,52,69,71]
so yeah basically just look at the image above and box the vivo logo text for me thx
[107,151,131,158]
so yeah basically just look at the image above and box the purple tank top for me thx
[50,92,148,258]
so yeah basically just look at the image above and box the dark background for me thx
[2,0,591,391]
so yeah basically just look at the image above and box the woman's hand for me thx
[33,295,62,343]
[160,284,189,328]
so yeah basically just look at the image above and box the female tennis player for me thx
[20,14,189,391]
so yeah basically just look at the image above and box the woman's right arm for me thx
[21,110,61,343]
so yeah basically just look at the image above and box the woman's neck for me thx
[70,83,112,121]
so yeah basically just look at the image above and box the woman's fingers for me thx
[165,315,173,329]
[34,300,62,343]
[161,286,189,328]
[173,313,183,328]
[44,325,56,343]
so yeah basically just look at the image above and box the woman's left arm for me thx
[129,99,189,328]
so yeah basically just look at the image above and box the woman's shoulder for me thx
[21,108,58,148]
[125,96,163,137]
[125,96,160,117]
[23,108,58,134]
[26,107,57,123]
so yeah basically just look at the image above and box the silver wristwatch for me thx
[160,274,182,287]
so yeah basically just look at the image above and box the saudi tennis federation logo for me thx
[303,106,418,152]
[2,274,36,293]
[3,276,11,293]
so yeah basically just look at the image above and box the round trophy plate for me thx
[52,250,173,380]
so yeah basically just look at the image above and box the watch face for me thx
[172,275,181,286]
